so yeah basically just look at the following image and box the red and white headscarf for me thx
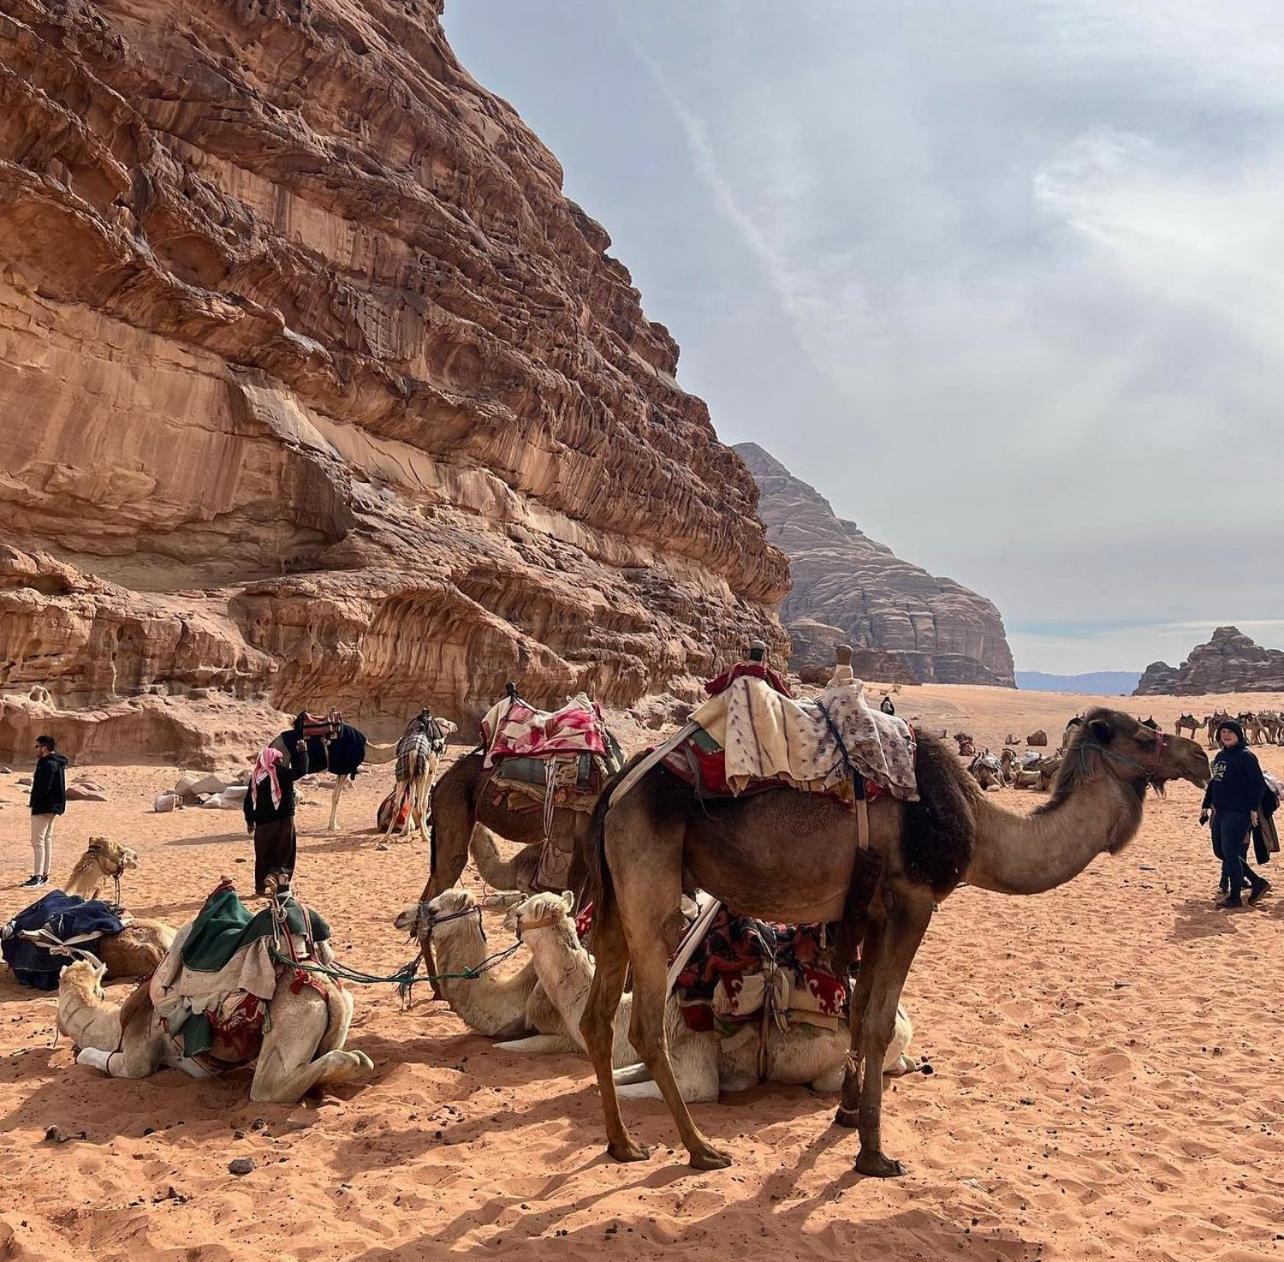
[250,745,284,811]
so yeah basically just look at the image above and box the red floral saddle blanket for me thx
[661,728,885,805]
[675,907,848,1034]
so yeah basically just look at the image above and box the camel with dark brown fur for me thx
[413,751,597,996]
[580,709,1208,1177]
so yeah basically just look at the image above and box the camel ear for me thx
[560,890,575,912]
[1089,718,1113,743]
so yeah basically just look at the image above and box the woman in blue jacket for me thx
[1200,719,1270,908]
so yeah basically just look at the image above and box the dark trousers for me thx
[1213,810,1259,897]
[253,817,297,895]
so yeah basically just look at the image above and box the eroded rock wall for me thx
[736,443,1014,686]
[0,0,788,751]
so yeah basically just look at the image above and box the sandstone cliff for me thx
[0,0,788,757]
[1134,627,1284,696]
[736,444,1014,686]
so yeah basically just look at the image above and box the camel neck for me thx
[967,768,1143,895]
[59,987,120,1051]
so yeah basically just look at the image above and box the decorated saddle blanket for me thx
[480,693,619,768]
[489,752,613,817]
[674,906,848,1035]
[151,884,331,1059]
[670,676,917,804]
[1,892,127,990]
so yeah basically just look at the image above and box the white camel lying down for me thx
[394,888,571,1045]
[499,892,918,1103]
[57,955,373,1104]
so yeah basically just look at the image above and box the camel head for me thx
[1047,708,1210,803]
[58,956,109,1006]
[87,836,138,873]
[506,891,575,939]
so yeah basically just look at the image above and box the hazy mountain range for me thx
[1015,671,1141,696]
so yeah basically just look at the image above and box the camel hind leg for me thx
[249,985,372,1103]
[581,873,648,1162]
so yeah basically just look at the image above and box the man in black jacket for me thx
[243,738,309,896]
[1200,719,1271,908]
[25,735,67,889]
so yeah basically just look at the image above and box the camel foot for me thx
[688,1143,733,1171]
[833,1104,860,1130]
[607,1139,650,1163]
[885,1055,921,1078]
[855,1149,905,1178]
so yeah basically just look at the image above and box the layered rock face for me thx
[0,0,788,756]
[1134,627,1284,696]
[736,444,1014,686]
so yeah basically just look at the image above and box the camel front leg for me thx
[849,888,934,1178]
[384,782,408,844]
[579,884,648,1163]
[249,988,373,1104]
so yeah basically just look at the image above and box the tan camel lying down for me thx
[498,892,918,1103]
[59,836,177,979]
[58,955,373,1103]
[394,889,570,1044]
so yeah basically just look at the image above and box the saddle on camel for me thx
[615,643,918,851]
[60,878,371,1102]
[478,684,625,890]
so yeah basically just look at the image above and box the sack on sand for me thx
[154,792,179,813]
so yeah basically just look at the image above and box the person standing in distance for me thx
[24,735,67,889]
[1200,719,1271,909]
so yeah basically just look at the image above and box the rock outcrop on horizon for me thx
[736,444,1014,686]
[1134,627,1284,696]
[0,0,789,758]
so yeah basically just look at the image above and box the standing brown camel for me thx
[413,751,599,995]
[580,708,1208,1176]
[1175,714,1201,739]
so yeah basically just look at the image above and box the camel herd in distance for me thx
[1175,709,1284,746]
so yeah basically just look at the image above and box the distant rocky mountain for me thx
[1016,671,1141,696]
[736,443,1014,686]
[1134,627,1284,695]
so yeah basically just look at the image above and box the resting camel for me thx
[414,750,599,997]
[60,837,176,978]
[967,751,1004,792]
[386,710,458,844]
[58,955,372,1103]
[470,826,543,894]
[1175,713,1202,739]
[953,732,976,758]
[394,888,568,1043]
[580,708,1208,1175]
[504,891,917,1102]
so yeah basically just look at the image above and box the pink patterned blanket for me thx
[480,693,608,768]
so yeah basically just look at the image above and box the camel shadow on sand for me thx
[338,1109,1045,1262]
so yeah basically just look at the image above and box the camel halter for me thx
[1076,731,1169,787]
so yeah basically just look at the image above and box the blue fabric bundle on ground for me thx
[1,891,126,990]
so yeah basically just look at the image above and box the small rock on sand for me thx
[228,1157,255,1176]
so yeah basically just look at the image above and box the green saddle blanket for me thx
[181,888,331,974]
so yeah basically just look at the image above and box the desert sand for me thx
[1,684,1283,1261]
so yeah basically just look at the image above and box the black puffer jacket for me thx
[29,753,68,816]
[1202,722,1266,814]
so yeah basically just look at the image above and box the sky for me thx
[443,1,1284,674]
